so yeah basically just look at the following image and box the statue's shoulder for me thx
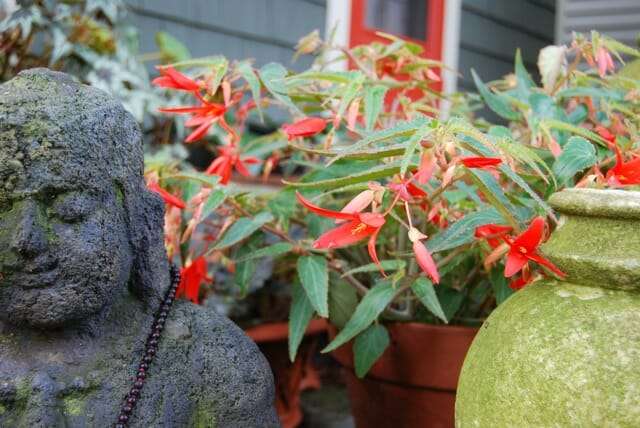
[161,301,279,427]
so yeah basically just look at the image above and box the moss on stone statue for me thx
[63,395,86,417]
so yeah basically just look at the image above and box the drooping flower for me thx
[415,151,436,184]
[205,144,261,185]
[177,257,213,304]
[147,181,186,209]
[282,117,327,140]
[606,143,640,186]
[503,217,565,278]
[596,47,615,78]
[296,192,385,269]
[510,267,532,290]
[159,101,228,143]
[389,176,427,202]
[152,66,202,92]
[408,227,439,284]
[460,157,502,169]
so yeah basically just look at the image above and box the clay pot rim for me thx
[245,318,328,343]
[550,188,640,219]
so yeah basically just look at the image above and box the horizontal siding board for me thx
[459,10,548,65]
[462,0,555,40]
[130,13,314,71]
[126,0,325,46]
[458,46,516,88]
[558,0,640,47]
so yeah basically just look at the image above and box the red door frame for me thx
[349,0,445,61]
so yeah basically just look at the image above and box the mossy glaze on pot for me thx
[456,189,640,427]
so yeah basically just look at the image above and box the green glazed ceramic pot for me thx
[456,188,640,427]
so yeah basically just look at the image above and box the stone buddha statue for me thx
[0,69,279,427]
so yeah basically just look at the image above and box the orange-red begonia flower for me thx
[296,192,385,269]
[177,257,213,304]
[160,101,228,143]
[282,117,327,140]
[503,217,565,278]
[606,143,640,186]
[475,224,513,248]
[460,157,502,169]
[152,66,201,92]
[206,144,261,185]
[148,181,186,209]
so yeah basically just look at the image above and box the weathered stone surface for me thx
[456,188,640,427]
[0,69,279,427]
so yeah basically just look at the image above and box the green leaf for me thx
[323,281,396,353]
[212,212,273,250]
[400,125,432,177]
[364,85,387,131]
[259,63,302,115]
[170,172,220,187]
[297,256,329,317]
[543,119,609,148]
[336,72,365,122]
[234,242,293,263]
[468,170,520,228]
[328,278,359,329]
[165,55,225,69]
[427,208,504,253]
[552,136,597,185]
[471,69,521,121]
[411,277,448,323]
[237,61,263,121]
[155,31,191,63]
[329,116,430,165]
[284,161,401,190]
[234,242,258,296]
[341,260,406,277]
[200,189,226,221]
[288,283,315,361]
[207,57,229,96]
[436,286,465,321]
[490,267,514,305]
[514,49,535,99]
[353,324,390,378]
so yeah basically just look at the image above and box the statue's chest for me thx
[0,352,196,427]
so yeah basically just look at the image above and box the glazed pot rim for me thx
[550,188,640,219]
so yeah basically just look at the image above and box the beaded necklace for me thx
[114,264,180,427]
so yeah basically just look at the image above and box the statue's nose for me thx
[11,200,48,258]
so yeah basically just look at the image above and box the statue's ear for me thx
[120,181,171,305]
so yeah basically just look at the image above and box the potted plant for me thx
[145,32,627,426]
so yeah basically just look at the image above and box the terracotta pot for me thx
[329,322,478,428]
[456,189,640,426]
[245,319,328,428]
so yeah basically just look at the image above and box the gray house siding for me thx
[125,0,327,70]
[458,0,556,90]
[556,0,640,47]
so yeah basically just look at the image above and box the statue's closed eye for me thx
[49,192,96,223]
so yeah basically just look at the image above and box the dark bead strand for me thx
[114,263,180,427]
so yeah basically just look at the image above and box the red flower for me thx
[177,257,213,304]
[282,117,326,140]
[148,181,186,209]
[152,66,201,92]
[460,157,502,169]
[504,217,565,278]
[389,177,427,202]
[606,143,640,186]
[595,125,615,144]
[296,192,385,269]
[475,224,513,248]
[409,228,440,284]
[510,268,532,290]
[206,144,261,185]
[160,101,228,143]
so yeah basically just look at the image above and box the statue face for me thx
[0,158,133,328]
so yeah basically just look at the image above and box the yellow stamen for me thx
[352,223,367,235]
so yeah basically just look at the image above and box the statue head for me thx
[0,69,169,328]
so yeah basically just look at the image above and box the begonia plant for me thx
[147,31,639,376]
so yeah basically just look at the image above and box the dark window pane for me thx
[365,0,428,41]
